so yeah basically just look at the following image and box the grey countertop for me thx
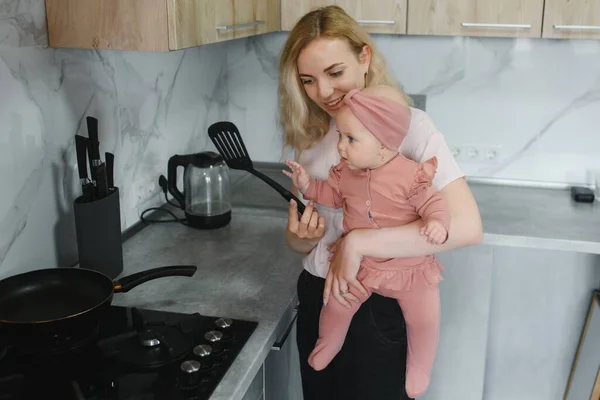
[111,163,600,400]
[232,163,600,255]
[112,207,303,400]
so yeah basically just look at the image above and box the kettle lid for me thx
[191,151,224,168]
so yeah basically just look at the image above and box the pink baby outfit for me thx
[302,88,450,399]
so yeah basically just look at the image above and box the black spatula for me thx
[208,121,306,215]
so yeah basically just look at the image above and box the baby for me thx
[284,85,450,398]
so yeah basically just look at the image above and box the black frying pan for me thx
[0,265,196,353]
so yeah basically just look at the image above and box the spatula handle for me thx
[250,168,306,215]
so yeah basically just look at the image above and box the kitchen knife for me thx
[86,116,101,183]
[105,152,114,191]
[75,135,95,202]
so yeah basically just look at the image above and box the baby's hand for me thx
[420,221,448,244]
[283,160,311,193]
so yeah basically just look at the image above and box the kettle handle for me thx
[167,155,190,210]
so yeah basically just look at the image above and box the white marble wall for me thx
[224,33,600,185]
[0,2,229,278]
[1,1,599,279]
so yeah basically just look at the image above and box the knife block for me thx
[73,188,123,279]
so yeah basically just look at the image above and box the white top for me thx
[297,107,465,279]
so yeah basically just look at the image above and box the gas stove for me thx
[0,306,258,400]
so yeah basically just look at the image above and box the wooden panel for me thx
[167,0,217,49]
[215,0,280,42]
[281,0,334,31]
[542,0,600,40]
[337,0,407,34]
[407,0,544,38]
[45,0,169,51]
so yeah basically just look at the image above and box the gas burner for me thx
[115,325,191,370]
[0,306,258,400]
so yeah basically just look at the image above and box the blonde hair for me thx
[278,5,410,152]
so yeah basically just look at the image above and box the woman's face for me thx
[297,38,370,117]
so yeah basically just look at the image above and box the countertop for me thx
[112,207,303,400]
[110,163,600,400]
[231,163,600,255]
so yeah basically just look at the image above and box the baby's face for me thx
[335,106,383,170]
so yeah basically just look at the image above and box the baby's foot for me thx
[406,364,430,398]
[308,338,341,371]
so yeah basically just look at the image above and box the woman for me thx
[278,6,483,400]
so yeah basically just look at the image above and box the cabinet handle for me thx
[553,25,600,31]
[216,21,265,31]
[271,307,298,351]
[357,20,396,26]
[461,22,532,29]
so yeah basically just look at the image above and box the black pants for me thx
[296,269,412,400]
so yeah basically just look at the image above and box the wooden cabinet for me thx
[542,0,600,40]
[281,0,407,34]
[337,0,406,34]
[407,0,544,38]
[45,0,280,52]
[281,0,334,31]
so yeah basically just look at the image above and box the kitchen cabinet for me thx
[407,0,544,38]
[542,0,600,39]
[242,365,265,400]
[335,0,407,34]
[264,307,303,399]
[45,0,280,51]
[281,0,334,31]
[281,0,407,34]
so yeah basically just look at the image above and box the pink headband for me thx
[342,89,411,150]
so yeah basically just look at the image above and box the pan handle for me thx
[113,265,197,293]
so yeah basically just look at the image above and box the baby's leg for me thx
[308,287,370,371]
[389,285,440,398]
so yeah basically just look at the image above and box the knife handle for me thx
[105,152,114,189]
[95,163,108,199]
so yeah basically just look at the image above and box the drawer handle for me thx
[357,20,396,26]
[271,308,298,351]
[553,24,600,31]
[461,22,532,29]
[216,20,265,31]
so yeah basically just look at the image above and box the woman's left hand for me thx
[323,231,369,308]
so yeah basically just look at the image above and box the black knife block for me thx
[73,188,123,279]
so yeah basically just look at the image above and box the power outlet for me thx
[450,144,501,164]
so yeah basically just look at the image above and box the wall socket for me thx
[451,144,502,164]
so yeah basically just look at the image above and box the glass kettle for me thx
[167,151,231,229]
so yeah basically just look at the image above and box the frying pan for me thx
[0,265,196,353]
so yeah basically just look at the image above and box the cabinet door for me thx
[265,311,303,400]
[543,0,600,39]
[407,0,544,38]
[46,0,170,51]
[337,0,407,34]
[168,0,280,50]
[281,0,335,31]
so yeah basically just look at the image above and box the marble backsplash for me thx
[1,0,599,278]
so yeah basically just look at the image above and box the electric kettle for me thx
[167,151,231,229]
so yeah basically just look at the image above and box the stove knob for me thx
[215,317,232,329]
[179,360,202,388]
[139,328,161,347]
[193,344,213,369]
[204,330,223,353]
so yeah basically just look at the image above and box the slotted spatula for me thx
[208,121,306,215]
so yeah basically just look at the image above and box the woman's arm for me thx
[349,177,482,258]
[324,178,482,307]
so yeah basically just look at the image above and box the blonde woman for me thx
[279,6,483,399]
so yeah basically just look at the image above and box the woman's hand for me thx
[323,231,369,308]
[285,199,326,254]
